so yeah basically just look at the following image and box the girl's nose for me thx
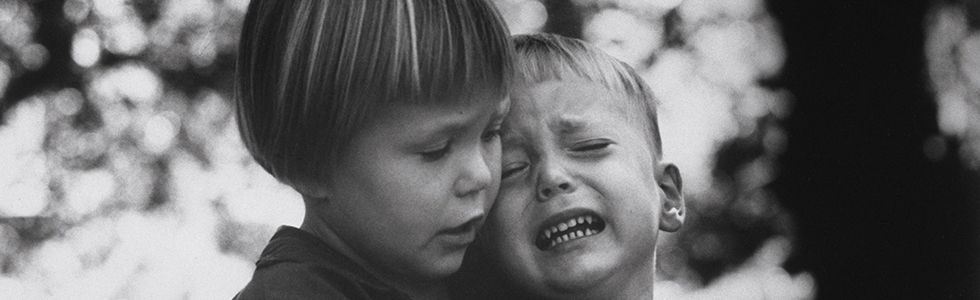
[453,145,493,198]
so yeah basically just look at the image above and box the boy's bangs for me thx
[513,35,643,99]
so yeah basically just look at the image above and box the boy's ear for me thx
[657,163,685,232]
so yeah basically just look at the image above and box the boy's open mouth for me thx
[535,213,606,251]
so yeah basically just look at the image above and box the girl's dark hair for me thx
[236,0,512,197]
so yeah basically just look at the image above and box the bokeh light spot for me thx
[584,9,662,68]
[937,91,970,135]
[189,31,217,68]
[0,61,10,97]
[516,1,547,35]
[20,43,48,70]
[958,33,980,88]
[0,98,49,217]
[63,0,92,24]
[72,28,101,67]
[141,113,179,155]
[926,4,980,168]
[0,1,37,49]
[112,63,163,106]
[64,169,117,216]
[92,0,126,20]
[54,88,85,116]
[105,20,148,55]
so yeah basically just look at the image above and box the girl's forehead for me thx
[363,96,507,134]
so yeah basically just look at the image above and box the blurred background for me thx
[0,0,976,299]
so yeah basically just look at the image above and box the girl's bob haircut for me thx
[510,33,663,158]
[236,0,513,196]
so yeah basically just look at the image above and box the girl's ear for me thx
[302,173,340,207]
[657,163,685,232]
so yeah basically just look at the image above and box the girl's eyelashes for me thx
[482,122,503,142]
[482,127,501,142]
[421,119,502,161]
[420,143,451,161]
[569,139,613,152]
[501,161,529,179]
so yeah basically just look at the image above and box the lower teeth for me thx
[536,217,606,250]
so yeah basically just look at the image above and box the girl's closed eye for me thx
[420,142,451,161]
[482,124,502,142]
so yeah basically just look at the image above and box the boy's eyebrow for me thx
[501,122,523,144]
[500,119,532,150]
[552,116,587,135]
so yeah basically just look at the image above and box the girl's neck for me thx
[300,206,449,300]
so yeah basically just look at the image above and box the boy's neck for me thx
[300,207,449,300]
[564,255,654,300]
[606,263,654,300]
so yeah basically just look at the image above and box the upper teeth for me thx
[544,215,594,239]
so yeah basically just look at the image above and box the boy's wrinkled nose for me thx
[537,161,575,201]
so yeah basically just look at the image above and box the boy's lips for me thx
[534,208,606,251]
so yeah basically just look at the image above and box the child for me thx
[232,1,512,299]
[451,33,685,300]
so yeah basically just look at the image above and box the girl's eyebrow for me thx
[407,113,485,147]
[414,99,511,140]
[408,123,466,148]
[492,98,512,120]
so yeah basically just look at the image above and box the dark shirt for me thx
[446,242,541,300]
[233,226,413,300]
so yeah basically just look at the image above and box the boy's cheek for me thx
[491,189,528,224]
[485,194,522,237]
[484,201,513,237]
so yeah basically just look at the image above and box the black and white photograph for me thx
[0,0,977,299]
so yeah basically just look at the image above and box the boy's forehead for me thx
[510,81,635,126]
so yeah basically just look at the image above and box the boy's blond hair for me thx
[512,33,662,158]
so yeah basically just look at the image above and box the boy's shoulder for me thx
[233,226,412,300]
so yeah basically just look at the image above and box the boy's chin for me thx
[531,252,622,297]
